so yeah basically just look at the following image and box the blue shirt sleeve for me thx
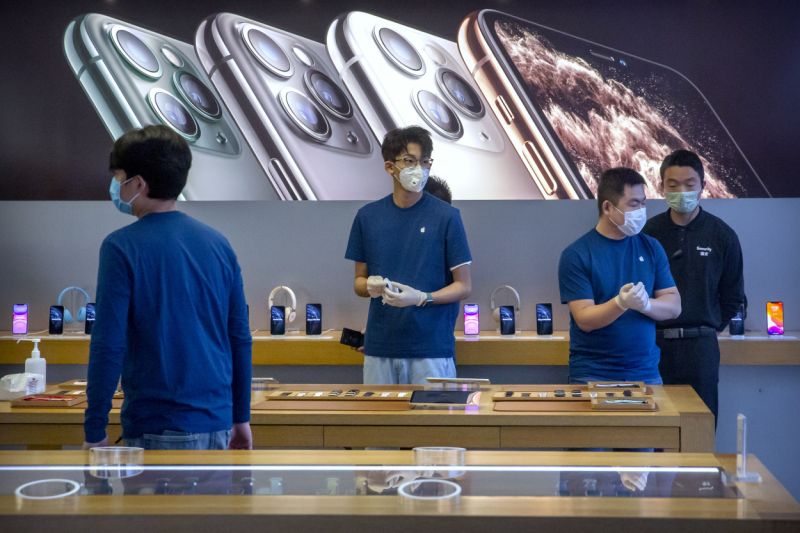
[652,239,676,291]
[84,238,130,443]
[446,209,472,269]
[228,257,252,425]
[559,246,594,304]
[344,211,365,262]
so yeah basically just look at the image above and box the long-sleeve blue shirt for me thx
[85,211,252,443]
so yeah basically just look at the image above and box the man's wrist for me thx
[614,295,627,310]
[417,292,434,307]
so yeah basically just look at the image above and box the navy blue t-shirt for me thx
[85,211,252,442]
[345,193,472,358]
[558,229,675,382]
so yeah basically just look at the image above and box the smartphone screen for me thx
[306,303,322,336]
[12,304,28,335]
[767,301,784,336]
[84,303,96,335]
[729,304,745,336]
[270,305,286,336]
[464,303,480,335]
[49,305,64,335]
[479,11,768,198]
[339,327,364,348]
[536,303,553,335]
[499,305,515,335]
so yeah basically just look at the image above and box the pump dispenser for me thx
[18,338,46,391]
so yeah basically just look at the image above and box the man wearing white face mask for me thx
[345,126,472,384]
[644,150,746,425]
[559,168,681,384]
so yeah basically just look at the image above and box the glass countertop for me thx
[0,464,740,499]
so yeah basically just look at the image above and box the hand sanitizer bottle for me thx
[21,339,46,392]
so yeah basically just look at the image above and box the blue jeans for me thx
[125,429,231,450]
[363,356,456,385]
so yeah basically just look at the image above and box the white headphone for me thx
[490,285,521,324]
[268,285,297,324]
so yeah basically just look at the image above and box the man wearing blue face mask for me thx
[345,126,473,384]
[644,150,746,425]
[559,168,681,385]
[83,125,253,451]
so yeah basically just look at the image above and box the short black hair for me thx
[596,167,646,215]
[660,149,704,183]
[109,125,192,200]
[423,175,452,204]
[381,126,433,162]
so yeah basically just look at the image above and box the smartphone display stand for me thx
[730,413,762,483]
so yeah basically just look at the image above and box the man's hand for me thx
[382,282,425,308]
[615,282,651,312]
[619,471,649,491]
[366,276,387,298]
[82,437,109,450]
[229,422,253,450]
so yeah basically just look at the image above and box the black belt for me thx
[657,326,717,339]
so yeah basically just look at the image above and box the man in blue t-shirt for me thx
[558,168,681,384]
[345,126,473,384]
[83,125,253,450]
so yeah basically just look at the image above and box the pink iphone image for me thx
[464,303,480,336]
[12,304,28,335]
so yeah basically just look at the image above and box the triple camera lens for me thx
[243,25,356,142]
[376,27,486,139]
[111,26,223,141]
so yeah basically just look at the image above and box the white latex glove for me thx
[619,471,649,492]
[382,281,425,308]
[615,282,651,312]
[366,275,387,298]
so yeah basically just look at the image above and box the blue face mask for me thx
[109,177,140,215]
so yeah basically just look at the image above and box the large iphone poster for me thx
[2,1,797,200]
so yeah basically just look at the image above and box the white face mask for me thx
[395,165,429,193]
[666,190,700,214]
[610,205,647,236]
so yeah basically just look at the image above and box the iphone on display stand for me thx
[84,303,96,335]
[270,305,286,336]
[63,13,277,200]
[327,11,541,200]
[536,303,553,336]
[12,304,28,335]
[464,303,480,336]
[499,305,515,335]
[766,301,784,336]
[458,10,770,199]
[728,304,745,336]
[195,13,388,200]
[49,305,64,335]
[306,303,322,336]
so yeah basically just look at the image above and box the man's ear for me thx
[384,161,395,177]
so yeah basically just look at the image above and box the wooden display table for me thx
[0,384,713,452]
[0,450,796,532]
[1,330,798,365]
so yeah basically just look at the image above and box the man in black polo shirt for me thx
[644,149,746,425]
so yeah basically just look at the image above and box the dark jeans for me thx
[657,334,720,427]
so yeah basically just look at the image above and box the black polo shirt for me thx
[643,207,745,331]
